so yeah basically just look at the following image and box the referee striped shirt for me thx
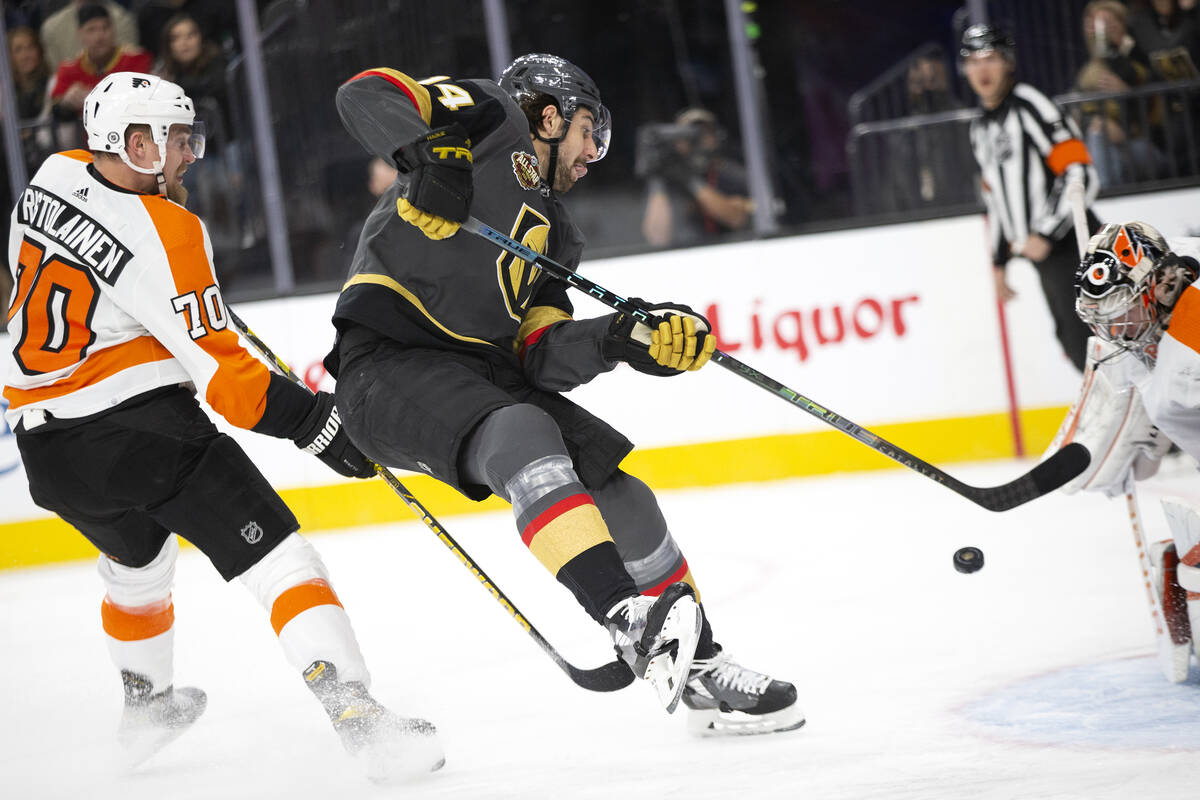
[969,82,1099,266]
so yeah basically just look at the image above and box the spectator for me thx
[638,108,753,247]
[961,24,1100,373]
[136,0,236,60]
[8,26,54,161]
[1129,0,1200,81]
[880,46,972,212]
[1076,0,1164,185]
[155,13,229,144]
[50,4,152,137]
[1129,0,1200,175]
[342,156,399,270]
[40,0,138,68]
[9,26,51,123]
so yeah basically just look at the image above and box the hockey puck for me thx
[953,546,985,574]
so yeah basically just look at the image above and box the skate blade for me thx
[359,728,446,784]
[643,596,702,713]
[686,704,807,737]
[117,722,198,770]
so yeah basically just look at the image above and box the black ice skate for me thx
[304,660,444,783]
[604,582,702,713]
[681,647,805,736]
[116,670,207,768]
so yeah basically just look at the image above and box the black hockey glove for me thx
[393,123,473,240]
[602,299,716,376]
[293,392,375,479]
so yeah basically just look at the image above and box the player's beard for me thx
[553,157,582,193]
[166,180,188,206]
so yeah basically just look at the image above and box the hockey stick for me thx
[227,309,634,692]
[461,215,1090,512]
[1066,178,1189,680]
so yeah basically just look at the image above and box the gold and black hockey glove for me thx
[293,392,376,479]
[393,123,474,240]
[603,298,716,376]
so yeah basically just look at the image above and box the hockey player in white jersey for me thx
[2,73,442,780]
[1048,221,1200,680]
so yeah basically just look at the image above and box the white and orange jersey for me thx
[1088,238,1200,462]
[3,150,271,430]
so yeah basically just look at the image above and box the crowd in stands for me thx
[4,1,238,175]
[1071,0,1200,186]
[4,0,1200,287]
[2,1,244,299]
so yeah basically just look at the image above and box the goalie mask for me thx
[1075,222,1194,353]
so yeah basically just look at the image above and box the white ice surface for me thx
[3,459,1200,799]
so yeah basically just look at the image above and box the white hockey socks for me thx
[97,536,178,695]
[240,533,369,686]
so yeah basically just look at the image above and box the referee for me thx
[962,24,1099,372]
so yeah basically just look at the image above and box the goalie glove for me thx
[393,123,473,240]
[602,299,716,376]
[1045,337,1171,497]
[293,392,376,479]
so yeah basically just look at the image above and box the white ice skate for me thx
[116,671,207,768]
[682,648,805,737]
[605,582,702,713]
[304,660,444,783]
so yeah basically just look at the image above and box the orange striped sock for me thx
[101,595,174,641]
[270,579,343,635]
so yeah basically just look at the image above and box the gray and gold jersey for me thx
[329,68,584,371]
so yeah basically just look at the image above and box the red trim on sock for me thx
[521,493,593,547]
[642,560,690,597]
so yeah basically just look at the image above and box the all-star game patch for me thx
[511,151,540,190]
[960,656,1200,749]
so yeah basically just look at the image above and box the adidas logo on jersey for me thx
[72,187,89,202]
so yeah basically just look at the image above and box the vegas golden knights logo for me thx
[497,204,550,320]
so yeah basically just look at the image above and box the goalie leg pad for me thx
[1149,540,1193,647]
[1162,497,1200,657]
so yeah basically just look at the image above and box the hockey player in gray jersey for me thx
[325,54,803,736]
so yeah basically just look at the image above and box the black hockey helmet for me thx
[499,53,611,161]
[959,24,1016,62]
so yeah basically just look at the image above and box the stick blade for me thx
[1031,442,1091,493]
[965,442,1091,512]
[567,659,635,692]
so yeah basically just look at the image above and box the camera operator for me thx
[638,108,753,247]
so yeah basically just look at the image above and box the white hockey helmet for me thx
[83,72,205,177]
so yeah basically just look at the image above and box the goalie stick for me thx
[462,215,1090,512]
[227,309,634,693]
